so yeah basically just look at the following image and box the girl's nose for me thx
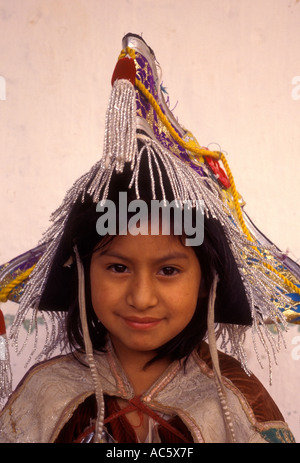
[126,273,158,311]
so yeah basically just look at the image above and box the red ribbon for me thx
[0,309,6,336]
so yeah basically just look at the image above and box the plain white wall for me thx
[0,0,299,441]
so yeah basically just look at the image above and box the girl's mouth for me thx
[122,316,162,330]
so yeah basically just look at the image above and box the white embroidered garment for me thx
[0,342,292,443]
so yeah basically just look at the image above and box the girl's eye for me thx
[108,264,128,273]
[159,266,179,276]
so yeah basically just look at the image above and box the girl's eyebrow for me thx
[152,252,189,263]
[97,249,189,263]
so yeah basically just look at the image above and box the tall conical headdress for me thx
[0,33,299,402]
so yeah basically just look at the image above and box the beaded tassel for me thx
[0,309,12,404]
[103,79,138,172]
[207,273,236,442]
[74,247,105,443]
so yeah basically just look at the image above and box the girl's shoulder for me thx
[0,353,94,443]
[197,342,284,424]
[12,353,89,391]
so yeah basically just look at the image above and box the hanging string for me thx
[74,246,105,443]
[207,271,237,443]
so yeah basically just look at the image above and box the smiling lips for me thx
[122,316,162,330]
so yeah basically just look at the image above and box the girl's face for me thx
[90,232,202,360]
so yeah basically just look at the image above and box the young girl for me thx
[0,33,298,443]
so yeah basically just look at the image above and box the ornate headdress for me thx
[1,34,300,420]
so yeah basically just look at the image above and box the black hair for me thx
[61,202,251,367]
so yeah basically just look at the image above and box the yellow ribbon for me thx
[0,264,36,303]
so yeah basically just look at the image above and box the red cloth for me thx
[55,394,192,443]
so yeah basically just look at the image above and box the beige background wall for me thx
[0,0,299,441]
